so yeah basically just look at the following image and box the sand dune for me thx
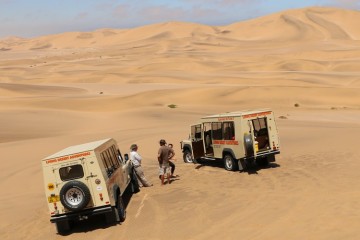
[1,7,360,51]
[226,7,360,40]
[0,6,359,240]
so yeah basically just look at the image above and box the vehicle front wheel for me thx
[183,149,193,163]
[224,154,237,171]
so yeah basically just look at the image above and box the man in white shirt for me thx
[130,144,152,187]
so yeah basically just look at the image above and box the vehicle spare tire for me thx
[244,133,254,157]
[60,181,91,211]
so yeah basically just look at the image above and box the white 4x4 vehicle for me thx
[181,109,280,171]
[42,138,139,234]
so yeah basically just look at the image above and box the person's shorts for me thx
[159,163,171,175]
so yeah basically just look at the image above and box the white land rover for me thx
[41,138,139,234]
[181,109,281,171]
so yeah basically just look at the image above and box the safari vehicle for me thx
[180,109,280,171]
[41,138,139,234]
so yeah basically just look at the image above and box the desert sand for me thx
[0,6,359,240]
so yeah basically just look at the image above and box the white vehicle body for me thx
[180,109,280,171]
[42,138,138,234]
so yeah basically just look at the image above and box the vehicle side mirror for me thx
[124,154,129,162]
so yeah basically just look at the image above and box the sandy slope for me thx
[0,6,359,240]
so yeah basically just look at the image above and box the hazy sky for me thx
[0,0,359,38]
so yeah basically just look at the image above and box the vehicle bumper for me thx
[50,205,113,223]
[243,150,280,161]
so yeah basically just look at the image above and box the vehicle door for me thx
[57,158,96,207]
[244,120,257,158]
[203,122,214,156]
[252,117,270,152]
[56,159,91,187]
[211,122,222,158]
[191,124,205,159]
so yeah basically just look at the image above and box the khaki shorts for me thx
[159,163,171,175]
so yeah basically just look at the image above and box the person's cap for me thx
[130,144,138,150]
[159,139,166,144]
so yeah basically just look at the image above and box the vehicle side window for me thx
[191,124,202,140]
[110,145,122,166]
[223,121,235,140]
[212,122,222,140]
[59,165,84,181]
[101,145,121,177]
[100,152,111,177]
[203,122,212,148]
[116,149,124,164]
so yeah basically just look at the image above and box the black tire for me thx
[105,207,117,224]
[223,154,237,171]
[183,149,193,163]
[115,193,126,222]
[244,133,254,157]
[56,220,70,234]
[60,181,91,211]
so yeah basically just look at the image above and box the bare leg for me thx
[161,174,165,185]
[167,173,171,184]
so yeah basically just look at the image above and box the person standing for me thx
[129,144,152,187]
[158,139,175,185]
[168,143,178,178]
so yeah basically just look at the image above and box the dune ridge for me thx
[1,7,360,51]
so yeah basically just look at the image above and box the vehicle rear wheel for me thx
[115,193,126,222]
[183,149,193,163]
[56,220,70,234]
[224,154,237,171]
[60,181,91,211]
[105,207,117,224]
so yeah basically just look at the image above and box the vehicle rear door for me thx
[191,124,205,159]
[245,120,257,158]
[252,117,270,152]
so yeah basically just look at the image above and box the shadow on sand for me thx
[194,160,280,175]
[57,189,138,236]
